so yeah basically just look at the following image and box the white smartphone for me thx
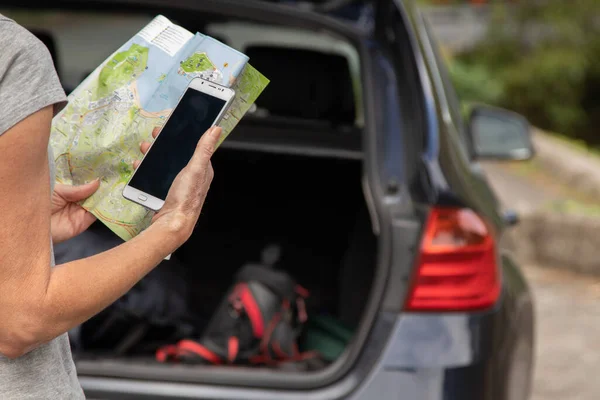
[123,78,235,211]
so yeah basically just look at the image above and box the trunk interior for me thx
[181,147,376,330]
[73,142,378,377]
[24,5,383,381]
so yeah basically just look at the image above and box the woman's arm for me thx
[0,105,219,358]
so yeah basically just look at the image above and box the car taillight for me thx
[405,207,501,311]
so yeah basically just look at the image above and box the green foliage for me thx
[501,48,588,134]
[448,59,504,106]
[448,0,600,148]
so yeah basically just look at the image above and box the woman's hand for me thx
[51,179,100,244]
[136,125,221,248]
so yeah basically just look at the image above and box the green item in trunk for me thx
[302,315,354,362]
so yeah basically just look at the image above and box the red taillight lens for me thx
[405,207,501,311]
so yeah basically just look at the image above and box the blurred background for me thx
[420,1,600,399]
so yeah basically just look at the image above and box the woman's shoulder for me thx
[0,15,53,63]
[0,15,66,135]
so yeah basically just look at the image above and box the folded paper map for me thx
[50,15,269,241]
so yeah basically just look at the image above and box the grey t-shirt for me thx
[0,16,85,399]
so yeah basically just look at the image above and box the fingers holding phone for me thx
[133,127,160,169]
[149,126,221,244]
[123,78,233,245]
[123,78,234,211]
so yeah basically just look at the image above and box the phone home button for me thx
[138,194,148,201]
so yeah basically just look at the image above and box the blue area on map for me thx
[104,31,248,113]
[133,33,184,110]
[121,33,248,113]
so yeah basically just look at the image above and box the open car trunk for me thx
[69,142,378,381]
[37,2,383,385]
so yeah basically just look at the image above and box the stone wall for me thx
[508,212,600,276]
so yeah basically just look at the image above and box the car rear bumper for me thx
[349,310,496,400]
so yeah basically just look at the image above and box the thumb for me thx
[56,179,101,203]
[189,126,222,171]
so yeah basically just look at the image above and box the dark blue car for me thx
[5,0,535,398]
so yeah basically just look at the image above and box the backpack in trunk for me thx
[156,258,312,365]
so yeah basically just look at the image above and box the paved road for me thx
[524,265,600,400]
[481,162,565,212]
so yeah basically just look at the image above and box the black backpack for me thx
[156,261,312,365]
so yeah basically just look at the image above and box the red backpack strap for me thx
[236,283,265,339]
[155,344,179,363]
[176,339,223,365]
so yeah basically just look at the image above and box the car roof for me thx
[11,0,368,33]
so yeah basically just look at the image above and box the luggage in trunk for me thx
[58,147,377,372]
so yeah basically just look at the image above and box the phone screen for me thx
[129,89,226,200]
